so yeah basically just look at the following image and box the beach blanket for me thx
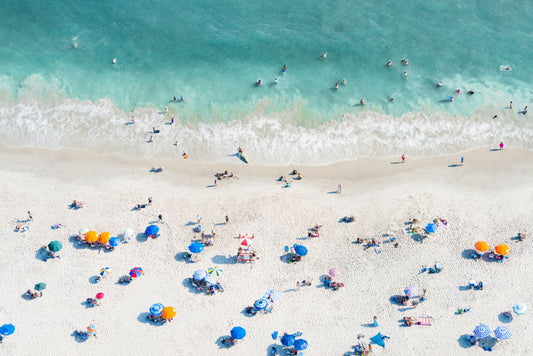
[417,317,432,326]
[262,289,282,304]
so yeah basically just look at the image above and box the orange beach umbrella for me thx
[474,241,489,252]
[85,231,98,242]
[98,232,111,244]
[161,306,176,320]
[495,244,510,256]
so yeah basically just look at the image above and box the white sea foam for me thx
[0,76,531,166]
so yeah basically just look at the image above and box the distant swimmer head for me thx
[257,79,263,85]
[335,83,339,89]
[73,42,77,48]
[320,52,327,60]
[360,98,365,105]
[390,97,394,102]
[456,88,461,94]
[387,60,392,66]
[437,81,444,87]
[112,57,117,64]
[403,71,408,77]
[401,59,408,65]
[342,79,346,85]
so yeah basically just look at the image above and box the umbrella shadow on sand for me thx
[71,331,89,343]
[181,278,202,294]
[498,312,513,323]
[68,235,88,250]
[457,334,475,349]
[211,255,236,264]
[136,233,148,243]
[137,312,165,326]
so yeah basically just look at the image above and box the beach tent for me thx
[231,326,246,339]
[34,283,46,291]
[371,333,385,347]
[425,223,438,233]
[281,334,295,346]
[294,339,308,351]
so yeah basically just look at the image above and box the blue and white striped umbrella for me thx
[149,303,165,316]
[207,266,223,276]
[473,324,491,339]
[513,303,527,315]
[494,326,511,340]
[254,298,268,310]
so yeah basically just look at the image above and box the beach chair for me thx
[417,316,432,326]
[237,249,255,263]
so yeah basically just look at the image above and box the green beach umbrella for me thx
[48,241,63,252]
[34,283,46,291]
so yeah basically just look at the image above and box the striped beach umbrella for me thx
[149,303,164,316]
[207,266,223,276]
[473,324,491,339]
[404,285,418,298]
[494,326,511,340]
[254,298,268,311]
[87,323,99,334]
[513,303,527,315]
[99,267,110,277]
[129,267,143,278]
[240,236,252,247]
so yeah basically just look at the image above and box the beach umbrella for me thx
[34,283,46,291]
[494,326,512,340]
[123,228,134,238]
[145,225,159,236]
[329,268,341,277]
[513,303,527,315]
[96,292,104,300]
[161,306,176,320]
[87,323,99,335]
[109,237,120,247]
[240,236,252,247]
[48,240,63,252]
[495,244,510,256]
[129,267,143,278]
[207,266,223,276]
[85,231,98,242]
[294,339,308,351]
[473,324,491,339]
[425,223,438,233]
[404,285,418,298]
[0,324,15,336]
[281,334,295,346]
[79,228,89,235]
[293,244,308,256]
[98,232,111,244]
[99,267,110,277]
[188,242,204,254]
[474,241,490,252]
[193,270,207,281]
[230,326,246,340]
[149,303,164,316]
[204,276,216,285]
[254,298,268,311]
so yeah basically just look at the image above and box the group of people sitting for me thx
[118,275,133,284]
[201,231,215,246]
[40,246,60,261]
[308,223,322,238]
[278,170,303,187]
[25,289,42,299]
[86,298,101,307]
[150,166,164,172]
[214,170,235,180]
[287,253,303,264]
[147,314,168,323]
[189,278,224,295]
[324,276,344,290]
[221,336,237,346]
[73,234,115,250]
[71,200,84,209]
[15,223,30,233]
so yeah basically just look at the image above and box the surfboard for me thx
[239,152,249,164]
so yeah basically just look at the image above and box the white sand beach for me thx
[0,145,532,355]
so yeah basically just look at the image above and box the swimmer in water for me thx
[387,60,392,66]
[281,64,287,73]
[131,116,135,124]
[468,90,474,95]
[257,79,263,85]
[274,78,278,84]
[437,81,444,87]
[360,98,365,105]
[112,58,117,64]
[180,96,184,102]
[390,97,394,102]
[320,52,327,60]
[449,96,454,102]
[456,88,461,94]
[335,83,339,90]
[164,106,169,113]
[403,71,408,78]
[402,58,408,65]
[342,79,346,85]
[73,43,77,48]
[173,96,177,102]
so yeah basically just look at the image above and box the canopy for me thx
[474,241,490,252]
[425,223,438,233]
[98,232,111,244]
[404,285,418,298]
[193,270,207,281]
[99,267,110,277]
[87,323,99,334]
[129,267,143,278]
[109,237,120,247]
[294,339,308,351]
[48,240,63,252]
[79,228,89,235]
[495,244,510,256]
[149,303,164,316]
[513,303,527,315]
[188,242,204,254]
[85,231,98,242]
[494,326,511,340]
[371,332,385,347]
[0,324,15,336]
[281,334,295,346]
[254,298,268,311]
[123,228,134,238]
[207,266,223,276]
[34,283,46,291]
[204,276,216,285]
[161,306,176,320]
[145,225,159,236]
[96,292,104,300]
[473,324,491,338]
[293,244,308,256]
[231,326,246,339]
[329,268,341,277]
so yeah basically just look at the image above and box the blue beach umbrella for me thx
[254,298,268,311]
[109,237,120,247]
[0,324,15,336]
[149,303,165,316]
[188,242,204,254]
[473,324,491,339]
[281,334,295,346]
[231,326,246,340]
[425,223,438,233]
[193,270,207,281]
[294,339,308,351]
[145,225,159,236]
[494,326,512,340]
[293,244,308,256]
[513,303,527,315]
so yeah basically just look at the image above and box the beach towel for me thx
[417,317,432,326]
[262,289,282,303]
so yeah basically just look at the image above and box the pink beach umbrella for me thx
[329,268,341,277]
[96,292,104,300]
[404,285,418,298]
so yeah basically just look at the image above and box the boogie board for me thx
[239,152,249,164]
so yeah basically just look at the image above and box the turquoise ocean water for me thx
[0,0,532,165]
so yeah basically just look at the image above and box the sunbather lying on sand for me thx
[72,200,84,208]
[518,233,527,241]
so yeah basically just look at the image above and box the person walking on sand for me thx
[373,316,379,327]
[131,116,135,124]
[158,214,163,222]
[28,211,33,221]
[402,154,405,163]
[225,215,229,224]
[510,101,513,109]
[214,179,217,187]
[296,281,301,290]
[461,156,464,166]
[500,142,504,150]
[337,184,342,194]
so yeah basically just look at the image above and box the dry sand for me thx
[0,144,532,355]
